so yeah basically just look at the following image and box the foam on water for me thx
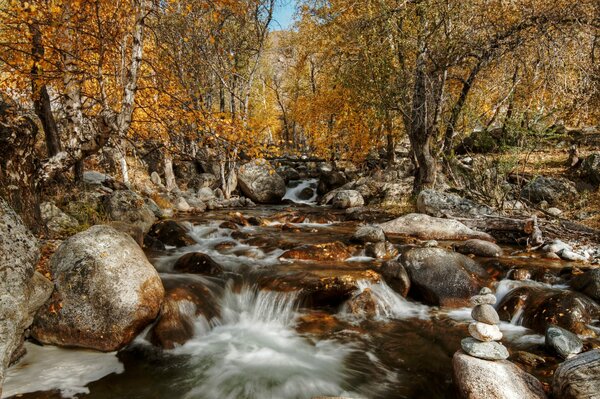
[1,343,124,399]
[283,179,318,204]
[171,284,363,399]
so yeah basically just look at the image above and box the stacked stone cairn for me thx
[461,287,509,360]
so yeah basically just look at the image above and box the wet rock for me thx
[276,166,300,183]
[103,190,157,234]
[317,170,347,195]
[380,260,411,297]
[570,268,600,301]
[553,349,600,399]
[399,247,489,307]
[497,286,600,335]
[365,241,397,259]
[379,213,493,241]
[545,325,583,359]
[237,159,286,204]
[454,239,503,258]
[460,338,509,361]
[219,221,239,230]
[40,202,79,237]
[298,187,315,201]
[417,189,496,218]
[280,242,352,262]
[352,225,386,243]
[173,252,224,276]
[144,234,166,251]
[512,351,546,368]
[345,288,377,318]
[468,322,502,342]
[581,153,600,185]
[32,225,164,352]
[521,176,577,205]
[147,220,195,248]
[453,351,547,399]
[509,268,532,281]
[0,199,45,390]
[471,304,500,325]
[332,190,364,209]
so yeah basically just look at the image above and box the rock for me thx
[197,187,215,202]
[345,288,377,318]
[276,166,301,183]
[103,190,157,234]
[40,201,79,236]
[545,325,583,359]
[174,197,191,212]
[558,249,589,262]
[547,207,563,217]
[417,189,496,218]
[237,159,286,204]
[399,247,489,307]
[454,239,503,258]
[581,153,600,185]
[185,197,207,212]
[150,171,162,186]
[0,199,45,391]
[332,190,364,209]
[470,293,497,306]
[173,252,224,276]
[379,213,494,241]
[380,260,411,297]
[453,351,547,398]
[497,286,600,335]
[365,241,397,259]
[189,173,218,190]
[512,351,546,368]
[317,171,347,195]
[82,170,113,186]
[553,349,600,399]
[461,338,509,360]
[32,225,164,352]
[353,225,386,243]
[469,322,503,342]
[542,239,572,254]
[521,176,577,205]
[298,187,315,201]
[570,268,600,301]
[280,242,352,262]
[509,268,532,281]
[108,221,144,247]
[472,304,500,325]
[147,220,195,248]
[144,197,164,218]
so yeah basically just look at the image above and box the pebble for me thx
[461,338,509,360]
[469,322,503,342]
[471,304,500,325]
[470,293,497,306]
[546,325,583,359]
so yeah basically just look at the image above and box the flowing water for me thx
[3,181,592,399]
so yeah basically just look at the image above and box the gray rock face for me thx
[83,171,113,186]
[380,260,411,297]
[581,153,600,185]
[197,187,216,202]
[237,159,286,204]
[379,213,493,241]
[453,351,547,399]
[417,189,496,218]
[353,225,386,243]
[521,176,577,205]
[472,304,500,325]
[332,190,364,209]
[545,326,583,359]
[553,349,600,399]
[0,199,45,394]
[32,225,164,352]
[461,338,509,361]
[570,269,600,301]
[40,201,79,236]
[104,190,157,234]
[454,239,503,258]
[399,247,489,307]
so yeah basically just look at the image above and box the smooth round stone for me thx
[461,337,509,360]
[546,325,583,359]
[469,322,503,342]
[471,304,500,325]
[479,287,492,295]
[470,293,497,306]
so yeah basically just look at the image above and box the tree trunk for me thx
[385,115,395,165]
[164,153,177,192]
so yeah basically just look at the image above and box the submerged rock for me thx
[454,239,503,258]
[173,252,224,276]
[147,220,195,248]
[280,242,352,262]
[237,159,286,204]
[32,225,164,352]
[545,325,583,359]
[453,351,547,399]
[379,213,493,241]
[399,247,489,307]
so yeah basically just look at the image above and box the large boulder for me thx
[581,153,600,185]
[453,239,503,258]
[553,349,600,399]
[352,225,386,244]
[379,213,494,241]
[0,199,51,394]
[147,220,195,248]
[379,260,410,297]
[399,247,489,307]
[32,225,164,352]
[332,190,364,209]
[453,351,547,399]
[237,159,286,204]
[497,286,600,335]
[521,176,577,205]
[570,268,600,301]
[103,190,156,234]
[317,171,347,195]
[417,190,496,218]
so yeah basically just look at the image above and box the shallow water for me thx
[4,192,587,399]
